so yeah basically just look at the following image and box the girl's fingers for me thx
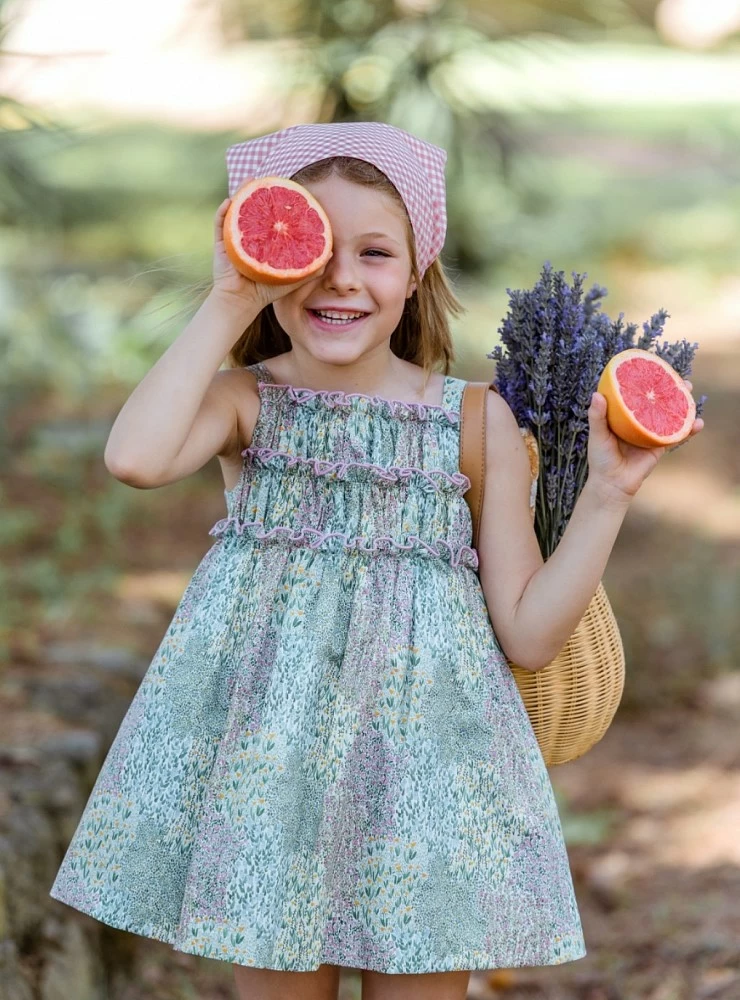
[214,201,231,247]
[215,199,231,225]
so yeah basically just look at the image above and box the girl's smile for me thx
[305,306,372,332]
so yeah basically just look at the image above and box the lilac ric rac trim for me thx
[241,446,472,493]
[208,519,479,571]
[258,381,461,423]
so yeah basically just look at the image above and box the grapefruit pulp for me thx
[223,177,333,285]
[597,348,696,447]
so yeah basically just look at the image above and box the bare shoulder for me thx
[484,386,521,438]
[211,368,261,488]
[236,367,262,449]
[483,387,533,507]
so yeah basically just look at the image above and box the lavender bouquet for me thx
[488,262,707,560]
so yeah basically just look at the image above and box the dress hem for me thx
[48,889,587,975]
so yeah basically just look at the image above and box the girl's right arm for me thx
[103,287,260,488]
[104,198,327,489]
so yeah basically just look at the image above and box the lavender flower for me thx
[487,262,707,558]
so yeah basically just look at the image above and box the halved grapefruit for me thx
[597,348,696,448]
[223,177,333,285]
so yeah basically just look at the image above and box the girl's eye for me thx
[362,249,391,258]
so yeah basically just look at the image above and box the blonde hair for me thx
[226,156,464,379]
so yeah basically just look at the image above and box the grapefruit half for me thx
[223,177,333,285]
[597,348,696,448]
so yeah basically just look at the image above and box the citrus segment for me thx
[597,348,695,448]
[616,357,690,435]
[223,177,333,285]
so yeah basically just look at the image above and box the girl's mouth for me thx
[306,308,370,331]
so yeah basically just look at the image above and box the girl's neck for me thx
[260,353,445,408]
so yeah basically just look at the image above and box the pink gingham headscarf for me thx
[225,121,447,276]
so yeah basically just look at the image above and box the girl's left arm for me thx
[477,382,704,672]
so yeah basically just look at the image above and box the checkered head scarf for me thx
[225,121,447,277]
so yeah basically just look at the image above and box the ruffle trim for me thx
[258,382,460,425]
[241,446,471,495]
[208,518,479,570]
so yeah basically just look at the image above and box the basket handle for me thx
[460,381,539,550]
[459,382,493,551]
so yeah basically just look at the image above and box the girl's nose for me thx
[321,250,360,293]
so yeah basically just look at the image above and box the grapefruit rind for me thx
[223,176,333,285]
[597,348,695,448]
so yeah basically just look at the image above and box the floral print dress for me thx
[49,360,586,974]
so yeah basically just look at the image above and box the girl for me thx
[49,121,703,1000]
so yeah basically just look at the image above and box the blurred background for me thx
[1,0,739,997]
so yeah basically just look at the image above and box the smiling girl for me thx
[49,122,703,1000]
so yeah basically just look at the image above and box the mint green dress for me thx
[49,360,586,973]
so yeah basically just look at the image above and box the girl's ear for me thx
[406,279,417,298]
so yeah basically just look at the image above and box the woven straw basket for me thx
[507,582,625,766]
[461,382,626,767]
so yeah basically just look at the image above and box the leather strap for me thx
[459,381,496,551]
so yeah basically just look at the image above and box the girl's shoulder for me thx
[484,386,522,449]
[231,366,262,447]
[212,366,261,468]
[483,388,536,497]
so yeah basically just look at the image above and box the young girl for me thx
[49,121,703,1000]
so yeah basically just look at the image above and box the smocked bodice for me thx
[208,361,478,570]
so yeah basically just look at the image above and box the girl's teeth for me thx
[314,310,365,323]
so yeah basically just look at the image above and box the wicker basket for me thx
[460,382,626,766]
[507,581,625,766]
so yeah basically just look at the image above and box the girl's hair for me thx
[226,156,465,379]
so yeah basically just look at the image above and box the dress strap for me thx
[246,360,276,384]
[441,374,465,415]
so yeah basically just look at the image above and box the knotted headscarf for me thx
[225,121,447,276]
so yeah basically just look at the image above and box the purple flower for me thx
[486,262,707,557]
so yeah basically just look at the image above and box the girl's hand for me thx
[211,198,330,312]
[586,379,705,508]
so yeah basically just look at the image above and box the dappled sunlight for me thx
[632,465,740,541]
[618,766,740,869]
[656,0,740,48]
[632,785,740,871]
[557,758,740,873]
[442,39,740,113]
[0,0,314,130]
[4,1,740,127]
[115,569,191,608]
[553,683,740,874]
[607,268,740,357]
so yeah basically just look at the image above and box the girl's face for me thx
[271,174,417,368]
